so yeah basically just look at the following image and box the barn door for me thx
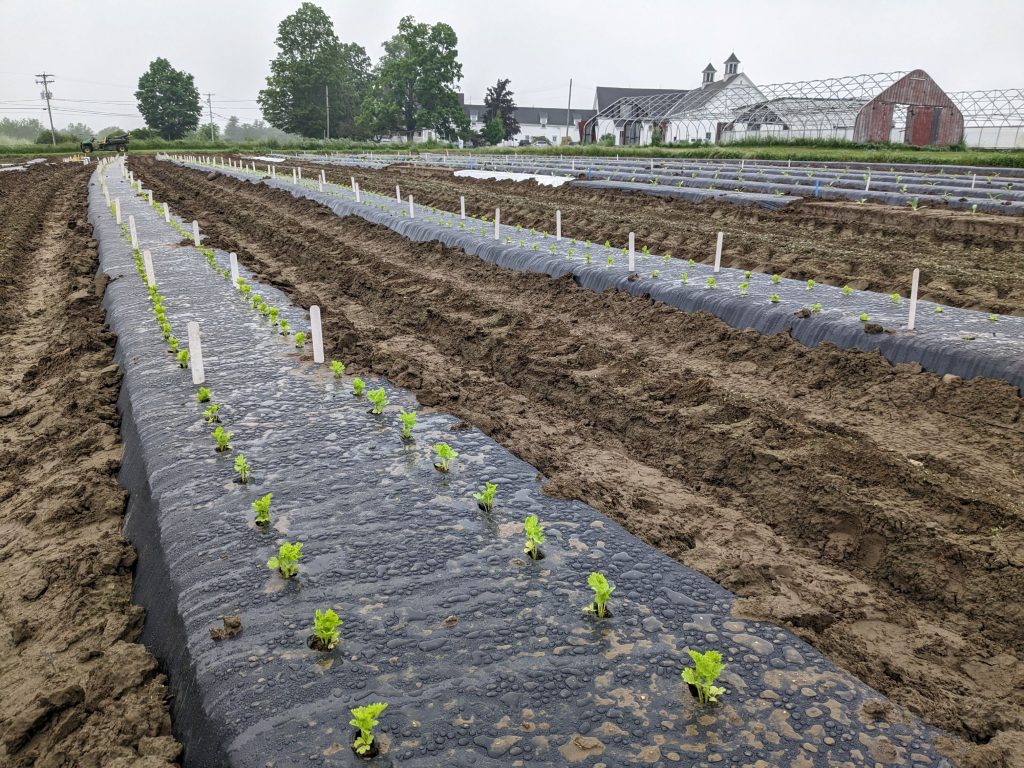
[907,106,936,146]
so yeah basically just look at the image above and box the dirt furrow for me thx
[136,158,1024,765]
[279,159,1024,316]
[0,163,180,767]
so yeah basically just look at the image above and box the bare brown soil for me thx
[137,158,1024,767]
[284,159,1024,316]
[0,162,180,767]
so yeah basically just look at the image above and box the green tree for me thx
[0,118,45,141]
[258,2,370,139]
[358,16,468,142]
[482,115,504,145]
[482,78,519,141]
[135,58,202,140]
[64,122,94,140]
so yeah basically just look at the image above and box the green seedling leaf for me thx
[806,279,815,290]
[433,442,458,472]
[267,540,302,578]
[252,492,272,526]
[203,403,221,423]
[842,285,853,296]
[177,349,190,368]
[350,702,388,755]
[312,608,342,650]
[367,387,388,414]
[584,572,614,619]
[211,425,233,452]
[234,453,251,483]
[352,377,365,397]
[705,277,717,289]
[523,515,545,559]
[278,319,290,335]
[771,273,781,284]
[196,386,211,403]
[399,409,417,440]
[890,293,902,304]
[294,332,306,347]
[473,481,498,511]
[859,313,869,322]
[681,649,727,704]
[770,293,780,304]
[330,360,346,378]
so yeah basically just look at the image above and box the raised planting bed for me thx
[92,159,967,767]
[295,152,1024,214]
[172,155,1024,394]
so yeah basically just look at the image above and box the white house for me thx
[587,54,764,145]
[463,103,596,145]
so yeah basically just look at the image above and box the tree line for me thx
[132,3,521,145]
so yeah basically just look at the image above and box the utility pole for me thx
[205,92,215,141]
[35,73,56,146]
[325,85,330,141]
[564,78,573,141]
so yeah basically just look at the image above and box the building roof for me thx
[594,86,687,112]
[463,103,596,126]
[725,52,740,64]
[703,63,717,73]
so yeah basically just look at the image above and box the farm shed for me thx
[853,70,964,145]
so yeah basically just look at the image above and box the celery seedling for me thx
[234,453,251,483]
[177,349,190,368]
[294,332,306,348]
[473,481,497,511]
[352,377,365,397]
[806,279,815,290]
[167,336,179,352]
[203,403,220,423]
[312,608,342,650]
[682,649,726,704]
[842,285,852,296]
[196,386,211,403]
[367,387,388,414]
[399,409,417,440]
[523,515,545,559]
[859,313,869,322]
[267,541,302,578]
[252,493,272,526]
[330,360,345,378]
[278,319,289,335]
[770,294,780,303]
[433,442,457,472]
[268,307,279,323]
[934,306,943,314]
[211,426,233,452]
[771,273,780,284]
[350,703,388,756]
[584,572,614,619]
[705,277,717,289]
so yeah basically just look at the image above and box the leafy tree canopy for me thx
[358,15,468,142]
[135,58,202,140]
[258,2,370,139]
[482,115,504,145]
[483,78,519,141]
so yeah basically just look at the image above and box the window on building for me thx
[470,111,478,122]
[539,113,548,125]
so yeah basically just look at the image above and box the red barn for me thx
[853,70,964,146]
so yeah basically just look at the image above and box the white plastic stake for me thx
[907,268,921,331]
[495,208,501,240]
[556,209,562,241]
[292,167,297,184]
[865,174,871,192]
[318,180,324,192]
[115,198,121,224]
[192,220,201,245]
[971,173,976,189]
[186,321,205,385]
[396,184,401,202]
[460,196,466,219]
[103,187,110,207]
[409,195,415,218]
[355,182,361,203]
[271,165,276,179]
[142,249,156,287]
[628,232,636,272]
[320,170,325,185]
[147,190,153,205]
[714,231,723,273]
[297,166,302,181]
[310,305,324,364]
[229,252,239,285]
[163,202,170,223]
[128,216,138,249]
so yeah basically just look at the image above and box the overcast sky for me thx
[1,0,1022,131]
